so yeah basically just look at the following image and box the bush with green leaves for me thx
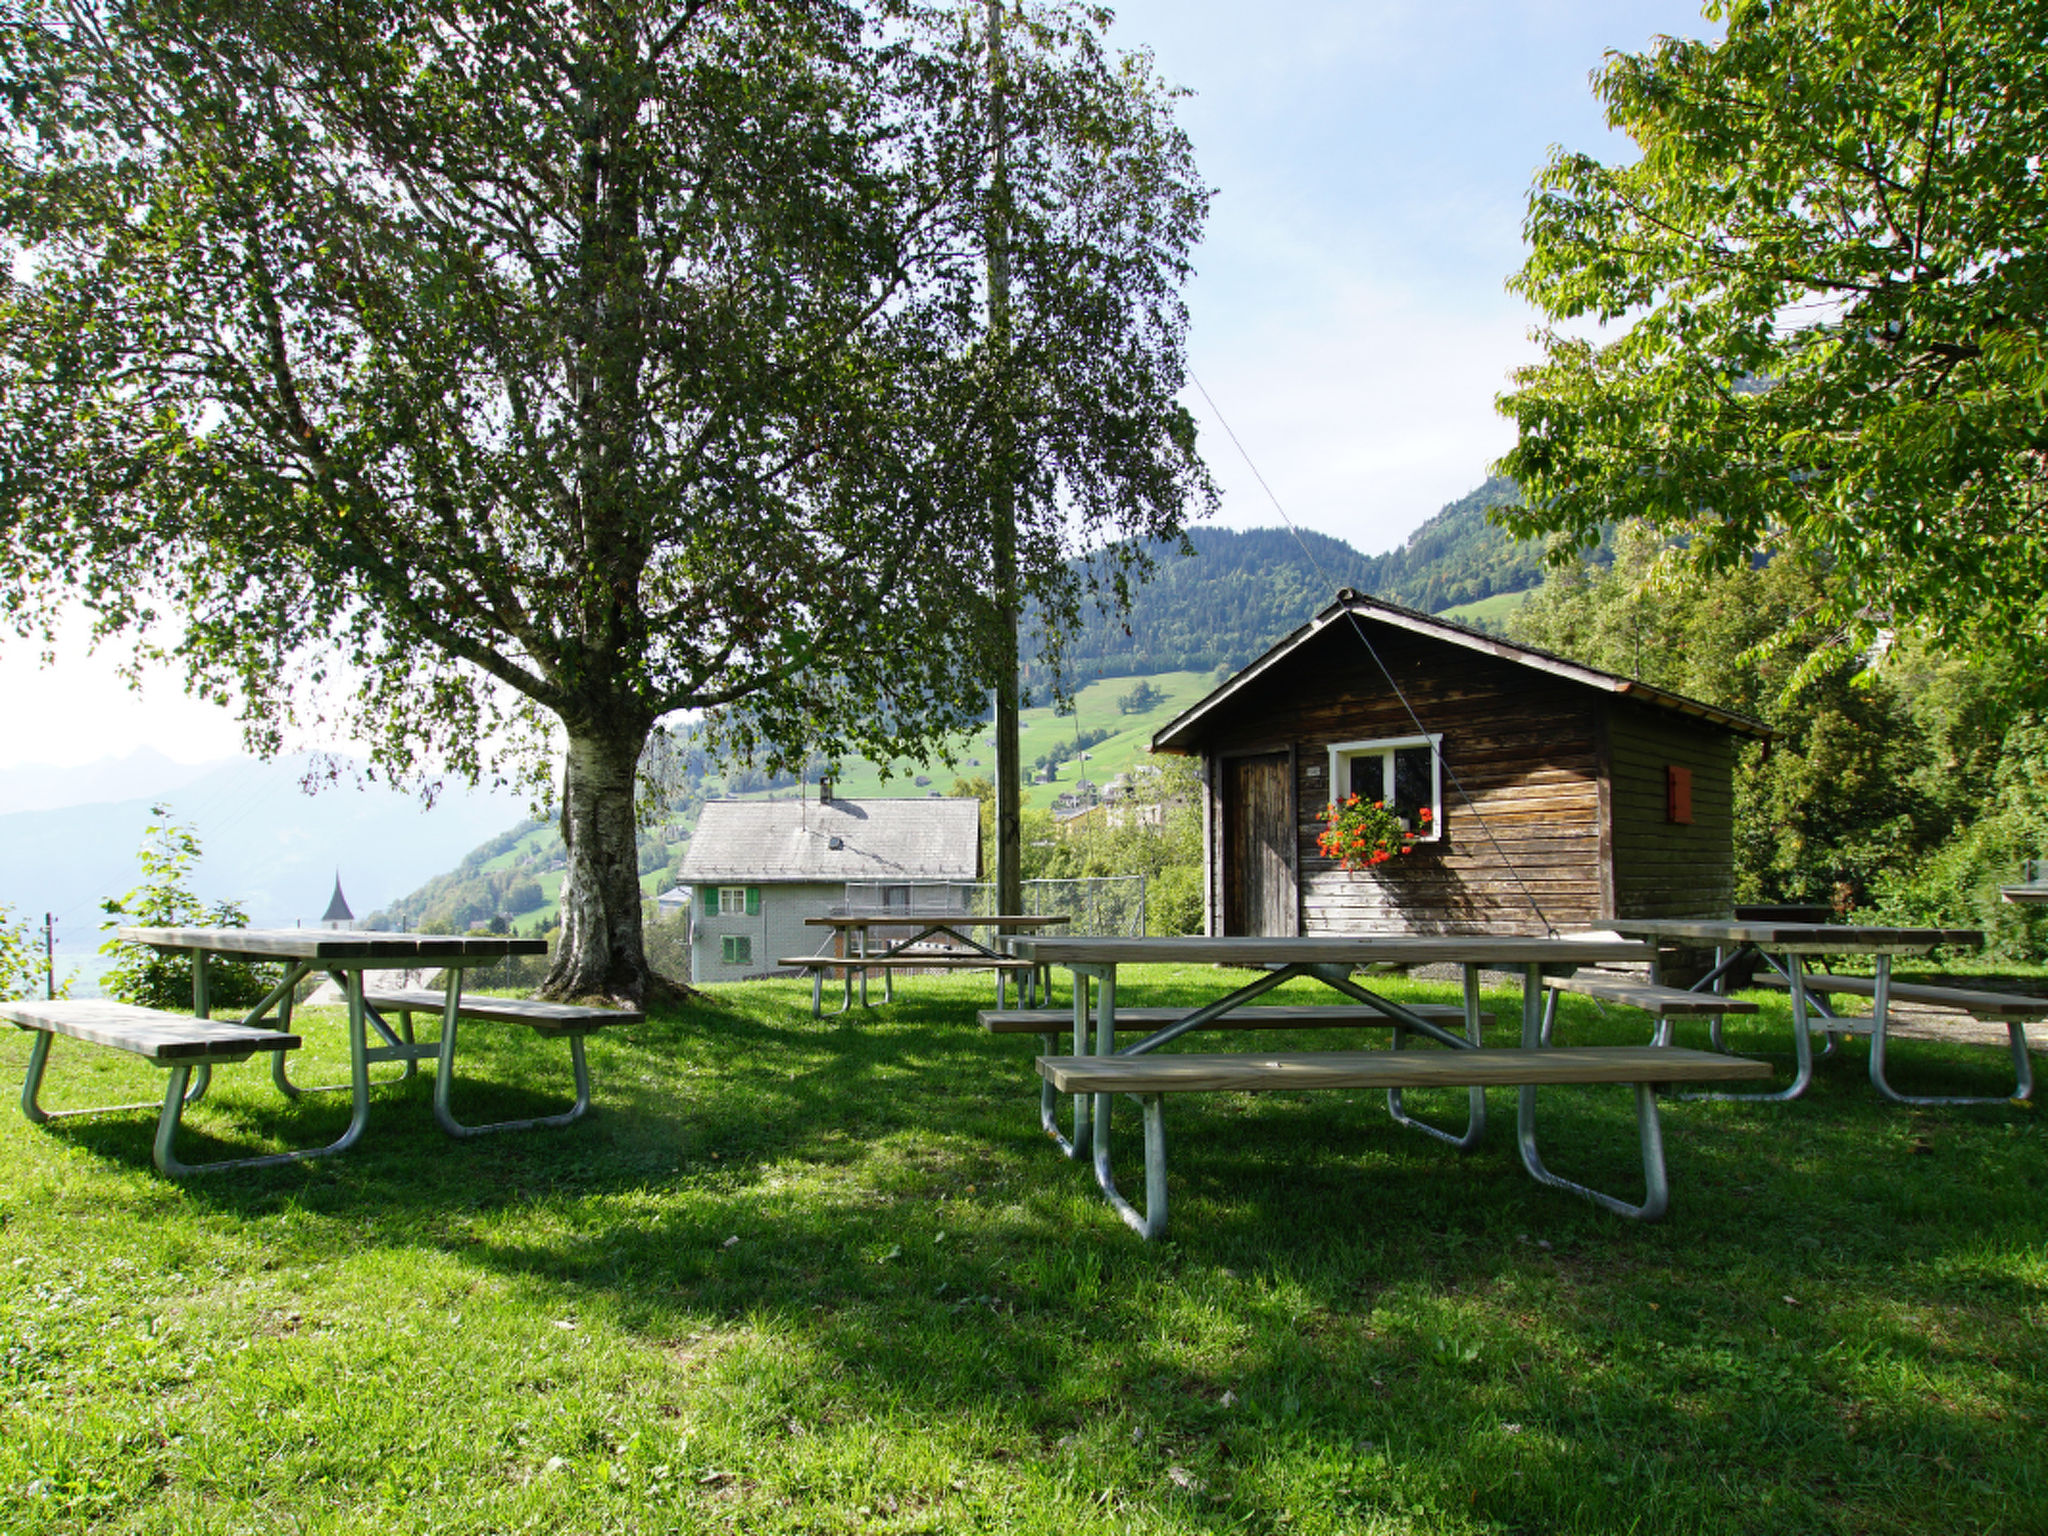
[0,903,60,1002]
[100,806,280,1011]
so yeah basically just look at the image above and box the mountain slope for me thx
[1044,475,1546,682]
[0,753,533,939]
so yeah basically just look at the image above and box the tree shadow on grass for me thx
[13,977,2047,1533]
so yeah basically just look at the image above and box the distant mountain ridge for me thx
[0,746,226,814]
[1041,474,1543,682]
[0,752,532,949]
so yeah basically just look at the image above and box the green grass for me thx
[4,971,2045,1534]
[1434,590,1533,629]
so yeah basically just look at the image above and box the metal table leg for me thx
[1386,964,1486,1149]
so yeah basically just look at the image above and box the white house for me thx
[677,795,983,982]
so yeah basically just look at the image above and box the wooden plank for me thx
[1009,935,1652,966]
[778,955,1033,972]
[804,915,1069,928]
[978,1003,1470,1034]
[1612,920,1981,950]
[363,989,642,1031]
[1749,973,2048,1019]
[119,926,546,960]
[1,1000,301,1062]
[1035,1045,1773,1095]
[1543,973,1758,1014]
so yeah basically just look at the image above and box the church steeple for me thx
[321,872,354,929]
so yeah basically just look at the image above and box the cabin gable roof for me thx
[1151,590,1770,753]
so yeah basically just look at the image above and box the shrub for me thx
[100,806,281,1011]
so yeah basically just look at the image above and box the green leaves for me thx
[1498,0,2048,673]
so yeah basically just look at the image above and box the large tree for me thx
[1496,0,2048,674]
[0,0,1211,1002]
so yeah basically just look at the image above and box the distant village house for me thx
[677,794,982,982]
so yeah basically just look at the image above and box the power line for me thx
[1188,372,1556,935]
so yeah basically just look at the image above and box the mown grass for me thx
[2,968,2044,1535]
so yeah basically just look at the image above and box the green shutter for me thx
[700,885,716,913]
[745,886,760,916]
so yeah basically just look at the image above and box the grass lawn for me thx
[3,969,2044,1535]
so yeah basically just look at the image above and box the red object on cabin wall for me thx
[1666,764,1693,824]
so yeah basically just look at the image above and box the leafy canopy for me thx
[1497,0,2048,672]
[0,0,1212,784]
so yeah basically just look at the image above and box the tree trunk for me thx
[541,724,660,1005]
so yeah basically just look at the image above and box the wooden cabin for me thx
[1150,591,1770,937]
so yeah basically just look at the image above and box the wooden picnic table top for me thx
[119,926,547,961]
[1609,919,1981,953]
[804,913,1070,929]
[2000,886,2048,905]
[1005,933,1653,968]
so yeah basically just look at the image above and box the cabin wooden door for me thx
[1223,751,1297,936]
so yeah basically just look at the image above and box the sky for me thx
[0,0,1716,771]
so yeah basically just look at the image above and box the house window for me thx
[1328,734,1442,838]
[718,886,753,916]
[721,934,752,965]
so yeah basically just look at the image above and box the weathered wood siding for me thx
[1199,625,1608,936]
[1606,698,1738,919]
[1222,749,1298,936]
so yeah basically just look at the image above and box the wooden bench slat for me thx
[1544,973,1758,1015]
[980,1004,1470,1035]
[1,1000,301,1063]
[1036,1046,1772,1095]
[1751,973,2048,1019]
[780,955,1034,972]
[363,989,641,1033]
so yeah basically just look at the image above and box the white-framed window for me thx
[718,886,750,916]
[721,934,752,965]
[1328,734,1442,839]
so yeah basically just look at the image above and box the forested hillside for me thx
[1508,528,2048,958]
[1042,475,1550,683]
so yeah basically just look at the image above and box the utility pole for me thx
[986,0,1023,919]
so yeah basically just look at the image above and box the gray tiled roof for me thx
[678,798,982,883]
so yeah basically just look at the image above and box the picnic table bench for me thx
[1038,1044,1772,1239]
[789,912,1067,1017]
[361,989,641,1136]
[1750,971,2037,1103]
[4,998,303,1176]
[781,952,1040,1018]
[984,1001,1479,1160]
[1540,970,1759,1048]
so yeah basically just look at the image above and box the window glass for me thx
[721,934,752,964]
[1329,735,1442,840]
[719,886,746,916]
[1393,746,1434,825]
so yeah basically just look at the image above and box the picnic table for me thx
[785,912,1070,1017]
[1607,918,2025,1105]
[0,926,638,1176]
[1003,933,1769,1237]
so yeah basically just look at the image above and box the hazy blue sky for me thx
[0,1,1715,767]
[1105,0,1713,553]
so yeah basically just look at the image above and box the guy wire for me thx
[1188,372,1557,936]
